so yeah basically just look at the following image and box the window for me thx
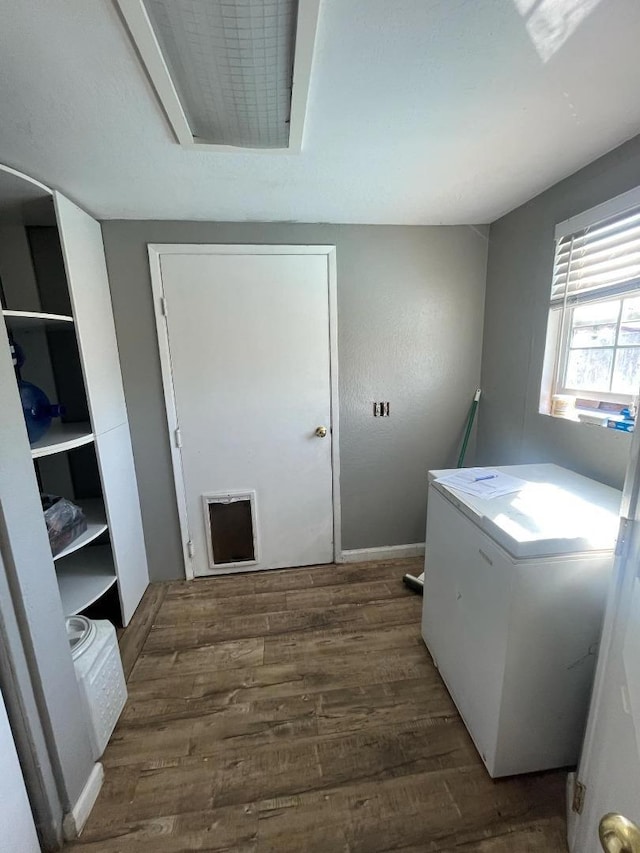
[542,192,640,415]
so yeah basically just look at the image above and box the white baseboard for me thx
[565,771,577,851]
[62,763,104,840]
[338,543,425,563]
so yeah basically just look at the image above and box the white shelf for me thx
[55,545,117,615]
[31,423,94,459]
[3,309,74,330]
[53,499,108,561]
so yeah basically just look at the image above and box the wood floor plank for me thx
[129,636,265,682]
[102,720,195,769]
[166,574,257,599]
[100,715,473,819]
[314,716,475,787]
[110,695,320,765]
[257,765,565,853]
[144,612,271,651]
[122,745,322,821]
[263,622,423,665]
[110,691,465,787]
[316,677,458,736]
[69,804,258,853]
[154,590,287,625]
[164,559,420,600]
[431,816,568,852]
[125,646,435,713]
[155,575,412,627]
[143,597,421,652]
[65,558,567,853]
[118,675,451,748]
[255,769,457,853]
[267,596,421,634]
[253,559,421,592]
[126,758,217,822]
[120,682,317,725]
[284,578,409,611]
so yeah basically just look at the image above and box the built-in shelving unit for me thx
[53,499,108,561]
[0,165,149,830]
[55,545,118,615]
[1,201,109,616]
[30,424,94,459]
[0,164,148,631]
[3,309,74,330]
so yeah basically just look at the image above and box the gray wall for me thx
[101,223,488,581]
[478,134,640,489]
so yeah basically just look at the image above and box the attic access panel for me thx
[117,0,320,151]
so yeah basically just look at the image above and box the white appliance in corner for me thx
[421,463,621,778]
[67,616,127,759]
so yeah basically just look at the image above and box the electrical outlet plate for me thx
[373,402,390,417]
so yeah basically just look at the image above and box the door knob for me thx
[315,426,328,438]
[600,813,640,852]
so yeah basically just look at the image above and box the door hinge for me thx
[187,540,195,559]
[615,517,631,557]
[174,427,182,448]
[572,779,586,814]
[160,296,168,317]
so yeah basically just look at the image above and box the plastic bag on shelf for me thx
[41,495,87,557]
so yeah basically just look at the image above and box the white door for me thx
[152,246,338,577]
[571,427,640,852]
[0,688,40,853]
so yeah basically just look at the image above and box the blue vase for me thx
[18,380,64,444]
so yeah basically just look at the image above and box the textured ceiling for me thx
[0,0,639,223]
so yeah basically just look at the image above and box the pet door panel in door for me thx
[203,492,257,568]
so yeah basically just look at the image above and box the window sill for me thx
[542,408,634,434]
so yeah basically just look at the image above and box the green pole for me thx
[457,388,481,468]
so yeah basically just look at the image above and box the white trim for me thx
[202,490,259,570]
[149,247,194,579]
[327,246,342,561]
[150,244,335,255]
[555,183,640,240]
[116,0,320,153]
[148,244,340,580]
[287,0,321,152]
[62,763,103,840]
[565,772,578,848]
[338,543,426,564]
[115,0,193,146]
[0,163,52,196]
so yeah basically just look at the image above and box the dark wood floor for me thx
[66,559,567,852]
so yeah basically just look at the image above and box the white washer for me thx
[421,463,621,777]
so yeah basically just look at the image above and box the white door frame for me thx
[148,244,341,580]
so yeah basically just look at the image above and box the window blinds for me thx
[551,206,640,307]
